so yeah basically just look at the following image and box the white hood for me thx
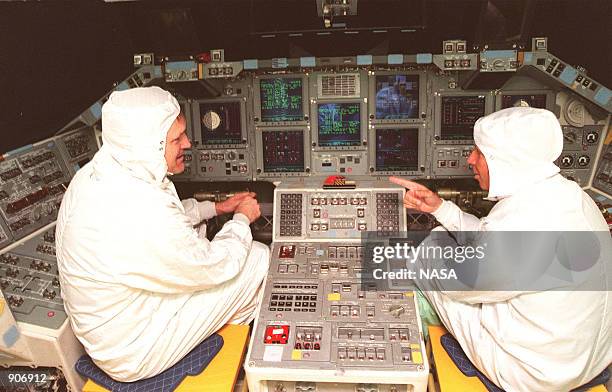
[473,107,563,200]
[94,86,180,186]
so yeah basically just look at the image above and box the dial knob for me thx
[577,155,590,167]
[585,132,598,144]
[560,155,574,167]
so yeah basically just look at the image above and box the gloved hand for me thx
[215,192,256,215]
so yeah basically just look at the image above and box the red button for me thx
[47,311,55,317]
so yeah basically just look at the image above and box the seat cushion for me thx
[440,333,610,392]
[75,333,223,392]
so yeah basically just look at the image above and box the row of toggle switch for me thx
[278,264,298,274]
[330,305,372,318]
[328,246,363,259]
[337,346,386,361]
[311,197,367,206]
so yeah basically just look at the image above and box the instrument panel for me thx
[174,60,607,187]
[246,184,428,392]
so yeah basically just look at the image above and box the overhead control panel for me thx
[522,50,611,113]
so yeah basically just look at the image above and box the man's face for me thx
[467,146,490,190]
[164,115,191,174]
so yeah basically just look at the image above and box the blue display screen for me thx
[317,102,361,147]
[375,75,419,119]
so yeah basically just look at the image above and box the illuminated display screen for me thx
[501,94,547,109]
[259,78,304,122]
[199,101,243,144]
[440,96,486,140]
[375,128,419,171]
[317,102,361,147]
[375,74,419,119]
[262,130,305,173]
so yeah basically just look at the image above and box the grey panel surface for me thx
[55,126,99,176]
[0,227,67,329]
[0,141,71,241]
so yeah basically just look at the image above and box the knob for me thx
[585,132,598,144]
[577,155,590,167]
[227,151,236,160]
[560,155,574,168]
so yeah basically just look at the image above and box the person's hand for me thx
[389,176,443,213]
[215,192,256,215]
[235,197,261,223]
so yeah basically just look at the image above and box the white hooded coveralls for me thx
[421,107,611,391]
[55,87,270,381]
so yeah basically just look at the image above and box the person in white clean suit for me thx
[55,86,270,382]
[390,107,611,391]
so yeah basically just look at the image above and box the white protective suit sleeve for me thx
[431,199,483,232]
[181,199,251,227]
[181,199,216,225]
[109,196,255,293]
[425,199,521,303]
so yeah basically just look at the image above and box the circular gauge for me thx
[564,99,585,127]
[201,111,221,131]
[513,99,531,107]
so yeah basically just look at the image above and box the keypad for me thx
[280,193,303,236]
[269,292,318,312]
[376,192,400,232]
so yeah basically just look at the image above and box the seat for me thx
[428,325,608,392]
[80,324,250,392]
